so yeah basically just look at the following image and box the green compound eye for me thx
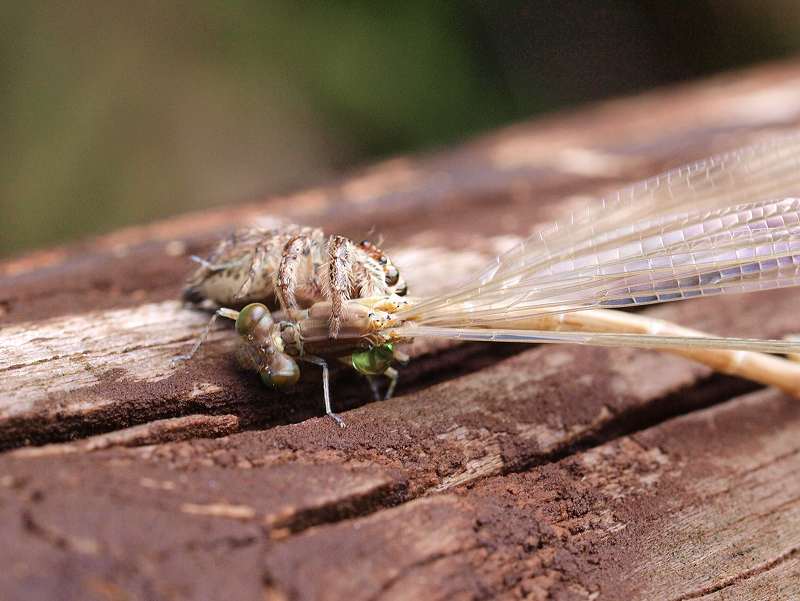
[236,303,273,338]
[352,344,395,376]
[259,353,300,388]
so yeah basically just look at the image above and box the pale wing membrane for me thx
[403,198,800,326]
[407,134,800,320]
[481,133,800,282]
[391,136,800,355]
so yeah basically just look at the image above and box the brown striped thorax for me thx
[183,224,407,338]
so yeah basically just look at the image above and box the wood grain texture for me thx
[258,389,800,600]
[3,59,800,600]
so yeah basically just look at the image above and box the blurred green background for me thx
[3,0,800,256]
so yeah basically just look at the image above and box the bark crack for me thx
[669,545,800,600]
[367,543,484,601]
[21,510,102,555]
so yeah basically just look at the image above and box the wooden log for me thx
[3,59,800,599]
[258,389,800,600]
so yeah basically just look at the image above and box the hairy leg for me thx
[183,232,247,296]
[354,251,387,298]
[325,235,354,338]
[206,229,240,263]
[276,234,313,317]
[234,243,269,302]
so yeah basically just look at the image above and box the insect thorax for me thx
[183,225,407,311]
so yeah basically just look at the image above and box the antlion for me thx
[179,133,800,426]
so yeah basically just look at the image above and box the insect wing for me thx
[403,135,800,328]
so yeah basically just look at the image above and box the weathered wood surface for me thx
[3,60,800,600]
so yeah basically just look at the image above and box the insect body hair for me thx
[183,224,408,338]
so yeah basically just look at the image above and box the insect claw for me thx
[329,412,346,428]
[169,355,189,368]
[171,312,221,367]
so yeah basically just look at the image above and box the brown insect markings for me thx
[277,234,312,318]
[183,224,408,338]
[327,235,354,338]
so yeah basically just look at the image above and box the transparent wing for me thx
[477,133,800,285]
[403,197,800,326]
[402,134,800,327]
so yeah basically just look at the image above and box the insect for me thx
[184,133,800,426]
[183,224,407,336]
[178,225,409,424]
[212,299,408,426]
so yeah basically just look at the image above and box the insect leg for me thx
[363,371,398,401]
[366,375,382,401]
[171,310,226,365]
[235,243,269,302]
[383,367,399,400]
[191,230,249,275]
[325,235,354,338]
[189,255,247,272]
[302,355,346,428]
[276,234,313,318]
[352,249,386,299]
